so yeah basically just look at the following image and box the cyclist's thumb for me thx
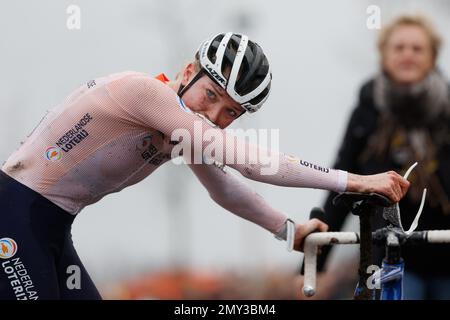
[303,218,328,234]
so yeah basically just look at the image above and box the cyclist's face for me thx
[382,25,434,85]
[180,65,245,129]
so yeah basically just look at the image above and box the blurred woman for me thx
[318,15,450,299]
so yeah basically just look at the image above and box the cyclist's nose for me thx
[204,109,221,127]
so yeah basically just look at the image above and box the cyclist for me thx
[0,32,410,300]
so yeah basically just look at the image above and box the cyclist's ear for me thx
[181,63,197,86]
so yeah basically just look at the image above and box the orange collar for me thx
[155,73,170,84]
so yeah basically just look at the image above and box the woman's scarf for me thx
[360,69,450,214]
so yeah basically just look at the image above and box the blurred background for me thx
[1,0,450,299]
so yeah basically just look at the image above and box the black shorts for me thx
[0,170,101,300]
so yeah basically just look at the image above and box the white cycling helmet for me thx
[178,32,272,113]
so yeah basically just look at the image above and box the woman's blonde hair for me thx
[378,14,442,62]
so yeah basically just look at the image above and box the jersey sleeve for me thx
[187,162,288,234]
[105,73,348,193]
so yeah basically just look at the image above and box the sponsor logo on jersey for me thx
[45,146,63,162]
[286,155,300,164]
[299,160,330,173]
[0,238,17,259]
[137,133,172,166]
[141,135,152,149]
[1,238,39,299]
[55,113,93,153]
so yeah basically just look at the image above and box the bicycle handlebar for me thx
[302,229,450,297]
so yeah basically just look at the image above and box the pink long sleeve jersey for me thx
[2,71,347,233]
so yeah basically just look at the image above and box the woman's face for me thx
[179,65,246,129]
[382,25,434,85]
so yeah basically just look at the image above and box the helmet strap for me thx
[177,68,205,98]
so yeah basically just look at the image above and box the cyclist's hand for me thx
[347,171,410,203]
[294,219,328,252]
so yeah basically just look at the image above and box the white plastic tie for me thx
[393,162,427,235]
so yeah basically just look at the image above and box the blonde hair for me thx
[378,14,442,62]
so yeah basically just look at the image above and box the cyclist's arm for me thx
[106,74,348,192]
[187,161,288,235]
